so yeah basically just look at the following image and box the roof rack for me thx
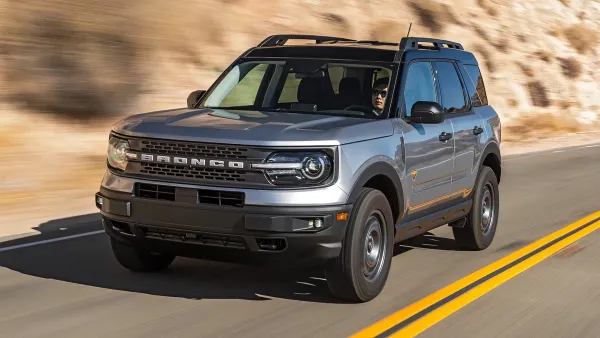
[353,40,399,47]
[257,34,356,47]
[399,37,464,50]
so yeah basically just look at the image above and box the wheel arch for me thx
[480,141,502,183]
[346,162,405,225]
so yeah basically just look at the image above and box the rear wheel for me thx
[325,188,394,302]
[452,166,499,250]
[110,238,176,272]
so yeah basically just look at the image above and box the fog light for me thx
[314,219,323,228]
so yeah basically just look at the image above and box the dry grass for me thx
[408,0,449,34]
[535,50,552,63]
[503,112,582,142]
[477,0,499,16]
[473,44,496,73]
[563,24,598,54]
[0,113,110,210]
[0,128,23,150]
[519,63,535,78]
[370,19,410,42]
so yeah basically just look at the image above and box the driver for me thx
[371,77,389,115]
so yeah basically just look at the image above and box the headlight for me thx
[107,136,130,171]
[253,152,333,186]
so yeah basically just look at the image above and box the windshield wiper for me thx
[205,106,257,110]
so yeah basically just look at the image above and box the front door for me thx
[400,60,455,218]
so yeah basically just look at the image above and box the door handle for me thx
[439,131,453,142]
[473,126,484,135]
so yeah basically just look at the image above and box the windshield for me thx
[200,60,395,118]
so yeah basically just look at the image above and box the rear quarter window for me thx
[460,64,489,106]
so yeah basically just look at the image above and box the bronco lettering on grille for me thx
[139,154,245,169]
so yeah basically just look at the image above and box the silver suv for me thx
[95,35,502,302]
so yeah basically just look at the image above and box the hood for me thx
[111,108,394,146]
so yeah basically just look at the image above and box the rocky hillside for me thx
[1,0,599,133]
[2,0,600,230]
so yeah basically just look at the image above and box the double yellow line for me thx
[352,211,600,338]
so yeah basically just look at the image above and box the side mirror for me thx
[187,90,206,108]
[408,101,444,124]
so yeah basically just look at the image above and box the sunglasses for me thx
[372,89,388,98]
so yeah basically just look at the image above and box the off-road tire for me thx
[325,188,394,302]
[452,166,499,250]
[110,238,176,272]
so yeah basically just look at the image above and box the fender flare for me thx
[346,162,406,223]
[480,141,502,182]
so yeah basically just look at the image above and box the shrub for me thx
[527,81,551,107]
[558,57,582,78]
[564,24,598,54]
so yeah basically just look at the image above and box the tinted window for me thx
[433,62,467,114]
[464,65,488,106]
[457,64,481,107]
[402,62,437,116]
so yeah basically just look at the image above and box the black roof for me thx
[242,34,479,65]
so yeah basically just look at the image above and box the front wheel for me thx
[452,166,499,250]
[325,188,394,302]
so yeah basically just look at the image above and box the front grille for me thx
[140,226,246,249]
[198,189,245,207]
[140,140,249,159]
[123,137,274,187]
[140,163,246,182]
[135,183,176,201]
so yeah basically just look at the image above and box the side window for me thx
[433,62,468,114]
[457,64,481,106]
[219,64,270,107]
[402,61,437,117]
[463,65,489,106]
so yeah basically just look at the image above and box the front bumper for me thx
[95,186,352,267]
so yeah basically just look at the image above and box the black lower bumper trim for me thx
[97,190,351,267]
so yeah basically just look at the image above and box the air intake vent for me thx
[140,226,247,249]
[135,183,176,201]
[198,189,245,207]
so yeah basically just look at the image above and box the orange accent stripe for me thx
[408,189,471,211]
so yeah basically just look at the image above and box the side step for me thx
[394,200,472,242]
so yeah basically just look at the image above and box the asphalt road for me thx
[1,143,599,338]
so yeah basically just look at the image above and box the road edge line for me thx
[0,230,105,253]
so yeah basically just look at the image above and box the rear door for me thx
[431,61,485,202]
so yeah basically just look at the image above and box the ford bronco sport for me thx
[95,34,502,302]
